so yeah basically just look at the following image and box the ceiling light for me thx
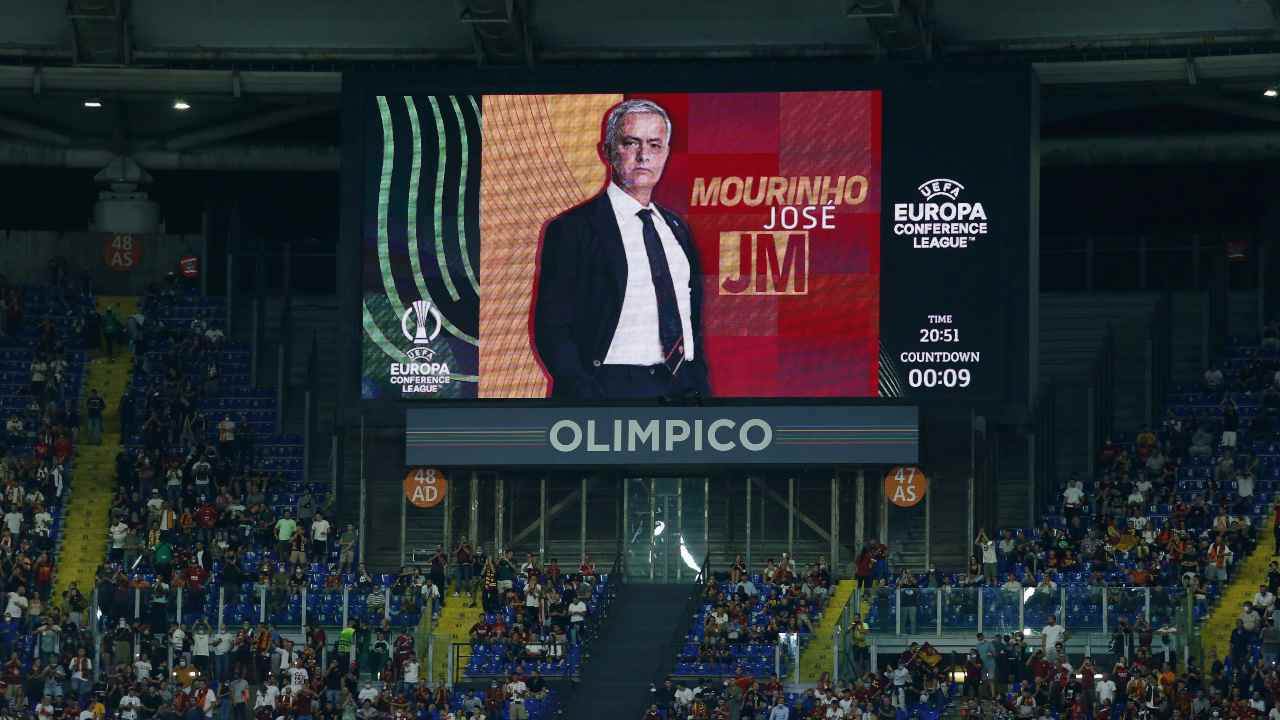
[173,98,191,111]
[1265,87,1278,98]
[83,98,103,109]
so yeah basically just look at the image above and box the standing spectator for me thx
[85,390,105,445]
[338,525,357,573]
[311,512,331,563]
[899,570,919,635]
[1204,365,1224,392]
[1222,396,1240,448]
[1041,616,1066,662]
[68,647,92,705]
[102,306,122,358]
[275,510,297,562]
[29,355,48,399]
[217,416,236,460]
[975,529,997,585]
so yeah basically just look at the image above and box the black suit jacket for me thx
[532,191,708,400]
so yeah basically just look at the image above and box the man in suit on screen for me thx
[533,99,710,400]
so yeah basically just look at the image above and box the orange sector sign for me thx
[103,234,142,272]
[404,468,448,508]
[884,466,928,508]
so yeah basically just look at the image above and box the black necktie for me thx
[636,208,685,374]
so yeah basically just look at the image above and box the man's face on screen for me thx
[608,112,669,197]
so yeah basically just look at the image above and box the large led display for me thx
[354,72,1032,404]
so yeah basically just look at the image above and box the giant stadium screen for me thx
[351,70,1034,403]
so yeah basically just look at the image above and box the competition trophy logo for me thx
[402,299,443,347]
[392,299,451,394]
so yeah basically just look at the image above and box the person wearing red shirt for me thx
[1027,650,1052,685]
[195,500,218,542]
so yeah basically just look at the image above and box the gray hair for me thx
[603,99,672,154]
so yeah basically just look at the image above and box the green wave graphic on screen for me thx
[451,95,480,295]
[375,95,406,323]
[366,94,480,396]
[428,96,461,303]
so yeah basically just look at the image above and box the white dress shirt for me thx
[602,182,694,366]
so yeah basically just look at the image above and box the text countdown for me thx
[901,311,978,390]
[404,467,448,508]
[884,466,928,508]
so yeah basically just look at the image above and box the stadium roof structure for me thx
[0,0,1277,169]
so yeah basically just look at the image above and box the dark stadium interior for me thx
[0,2,1279,720]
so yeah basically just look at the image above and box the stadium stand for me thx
[0,277,91,682]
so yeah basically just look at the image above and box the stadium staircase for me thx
[53,295,136,605]
[430,591,483,683]
[798,579,857,681]
[1197,511,1276,664]
[565,584,691,719]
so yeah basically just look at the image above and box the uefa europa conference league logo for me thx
[390,299,453,394]
[892,178,989,249]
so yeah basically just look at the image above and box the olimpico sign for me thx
[406,406,918,467]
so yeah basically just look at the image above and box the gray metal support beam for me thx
[580,476,587,562]
[161,103,338,151]
[508,489,581,547]
[469,472,479,548]
[0,113,72,146]
[750,476,831,542]
[0,140,340,170]
[831,473,841,576]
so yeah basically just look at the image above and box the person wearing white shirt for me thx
[531,99,708,401]
[674,685,696,711]
[2,508,21,536]
[33,508,52,539]
[68,648,93,699]
[119,691,142,719]
[1239,472,1256,504]
[191,623,212,677]
[134,657,152,683]
[256,685,279,709]
[310,513,331,559]
[1062,482,1085,515]
[890,664,910,708]
[356,684,379,705]
[1096,675,1116,704]
[288,660,309,691]
[36,698,56,720]
[401,659,419,693]
[1041,618,1066,661]
[212,630,233,683]
[4,588,28,621]
[1254,585,1275,613]
[568,598,588,645]
[110,521,129,555]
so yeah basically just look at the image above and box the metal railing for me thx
[831,583,1199,680]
